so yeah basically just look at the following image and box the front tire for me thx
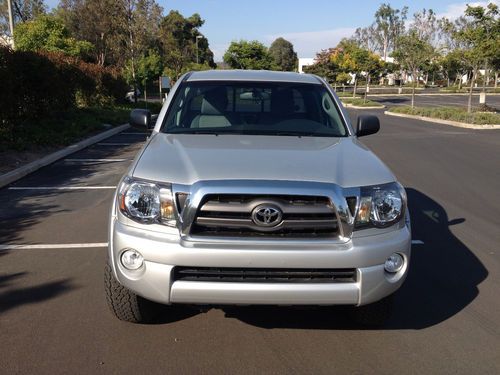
[104,264,159,323]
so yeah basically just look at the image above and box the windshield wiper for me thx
[274,131,318,137]
[185,130,221,135]
[168,129,230,135]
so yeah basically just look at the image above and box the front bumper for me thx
[109,218,411,306]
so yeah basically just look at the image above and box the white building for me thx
[298,58,315,74]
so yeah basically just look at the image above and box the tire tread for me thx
[104,264,145,323]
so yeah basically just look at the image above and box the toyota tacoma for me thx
[105,70,411,325]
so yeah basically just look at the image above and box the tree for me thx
[491,52,500,88]
[268,37,297,71]
[303,48,339,83]
[223,40,275,70]
[1,0,45,41]
[353,24,380,52]
[374,4,408,61]
[11,0,45,21]
[449,3,499,112]
[159,11,215,80]
[121,0,162,102]
[58,0,127,66]
[57,0,163,67]
[13,14,93,58]
[439,50,467,88]
[330,39,375,97]
[392,30,435,107]
[124,49,162,102]
[410,9,439,45]
[360,51,383,102]
[163,62,211,82]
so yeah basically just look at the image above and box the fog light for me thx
[121,249,144,270]
[384,253,404,273]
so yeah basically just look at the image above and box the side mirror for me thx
[356,115,380,137]
[130,109,152,130]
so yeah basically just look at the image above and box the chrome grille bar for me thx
[192,194,339,238]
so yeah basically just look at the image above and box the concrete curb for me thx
[0,124,130,189]
[361,92,500,97]
[384,111,500,130]
[334,91,500,97]
[343,103,385,109]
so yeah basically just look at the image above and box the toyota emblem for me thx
[251,205,283,227]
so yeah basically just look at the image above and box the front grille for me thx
[191,194,339,238]
[173,267,357,283]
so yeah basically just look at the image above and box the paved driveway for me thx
[1,113,499,374]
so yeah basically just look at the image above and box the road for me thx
[1,111,499,374]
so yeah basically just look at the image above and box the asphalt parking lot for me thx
[1,109,499,374]
[367,93,500,109]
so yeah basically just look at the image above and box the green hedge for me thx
[341,98,384,107]
[0,47,127,149]
[388,106,500,125]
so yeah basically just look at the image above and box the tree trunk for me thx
[411,69,416,108]
[353,77,357,98]
[495,72,498,89]
[383,38,388,61]
[7,0,15,48]
[483,63,488,92]
[364,74,370,104]
[98,33,106,66]
[467,69,476,114]
[483,63,488,105]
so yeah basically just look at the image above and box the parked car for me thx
[125,88,141,102]
[105,70,411,325]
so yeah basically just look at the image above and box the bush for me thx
[341,98,384,107]
[388,106,500,125]
[0,47,128,149]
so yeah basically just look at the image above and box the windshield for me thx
[162,81,348,137]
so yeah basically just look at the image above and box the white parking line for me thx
[97,143,133,146]
[8,186,116,190]
[0,243,108,250]
[64,158,131,162]
[412,240,424,245]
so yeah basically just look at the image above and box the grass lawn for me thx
[341,98,384,107]
[439,87,500,94]
[388,106,500,125]
[335,91,361,98]
[0,101,162,151]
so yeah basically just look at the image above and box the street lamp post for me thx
[7,0,15,48]
[196,35,203,64]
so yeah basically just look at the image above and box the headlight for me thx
[118,177,176,226]
[355,182,406,228]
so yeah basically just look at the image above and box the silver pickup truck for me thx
[105,70,411,326]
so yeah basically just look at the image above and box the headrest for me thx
[201,87,228,115]
[271,88,295,114]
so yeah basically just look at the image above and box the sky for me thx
[45,0,498,61]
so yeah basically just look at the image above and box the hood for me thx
[132,133,395,188]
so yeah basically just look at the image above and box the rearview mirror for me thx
[130,109,152,130]
[356,115,380,137]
